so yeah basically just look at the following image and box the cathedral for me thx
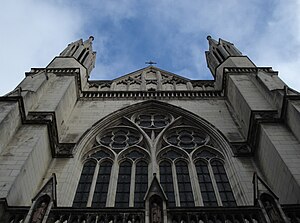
[0,36,300,223]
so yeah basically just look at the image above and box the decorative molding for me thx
[81,90,223,99]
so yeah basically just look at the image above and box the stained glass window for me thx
[195,160,217,206]
[211,160,236,207]
[92,161,112,208]
[176,161,194,207]
[159,161,176,207]
[73,161,96,208]
[134,161,148,207]
[115,161,132,207]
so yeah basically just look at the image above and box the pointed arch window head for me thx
[193,149,236,207]
[90,150,112,160]
[160,149,186,161]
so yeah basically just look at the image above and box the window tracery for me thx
[73,108,237,208]
[165,127,209,151]
[96,127,142,152]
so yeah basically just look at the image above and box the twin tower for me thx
[0,36,299,223]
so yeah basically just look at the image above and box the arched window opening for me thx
[195,160,217,206]
[134,160,148,207]
[176,160,194,207]
[73,161,96,208]
[115,161,132,207]
[159,161,176,207]
[92,160,113,208]
[211,160,236,207]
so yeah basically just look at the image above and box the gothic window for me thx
[134,161,148,207]
[73,161,96,208]
[176,160,194,207]
[74,108,239,209]
[159,161,176,207]
[92,160,112,208]
[195,160,217,206]
[211,160,236,207]
[194,149,236,207]
[115,161,132,208]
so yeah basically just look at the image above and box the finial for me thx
[89,36,94,41]
[207,35,212,40]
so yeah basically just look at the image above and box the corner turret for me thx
[59,36,96,76]
[205,36,242,77]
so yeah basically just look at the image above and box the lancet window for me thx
[73,107,237,208]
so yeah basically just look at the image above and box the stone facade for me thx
[0,36,300,223]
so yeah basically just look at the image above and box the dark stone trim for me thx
[0,96,74,158]
[81,90,223,100]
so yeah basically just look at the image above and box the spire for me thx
[60,36,96,75]
[205,36,242,77]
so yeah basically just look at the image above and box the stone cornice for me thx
[80,90,223,100]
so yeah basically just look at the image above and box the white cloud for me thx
[0,0,83,95]
[0,0,300,96]
[247,0,300,90]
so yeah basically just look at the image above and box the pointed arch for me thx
[72,100,248,207]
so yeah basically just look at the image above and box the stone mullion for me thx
[86,161,100,207]
[189,160,203,206]
[172,162,180,207]
[106,159,119,207]
[208,162,222,206]
[129,162,136,207]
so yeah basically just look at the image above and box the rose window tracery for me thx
[165,127,209,150]
[96,127,141,151]
[74,108,237,209]
[135,113,171,129]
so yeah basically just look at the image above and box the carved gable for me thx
[88,66,215,92]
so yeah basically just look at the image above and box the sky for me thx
[0,0,300,95]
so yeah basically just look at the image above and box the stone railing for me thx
[168,206,264,223]
[3,205,300,223]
